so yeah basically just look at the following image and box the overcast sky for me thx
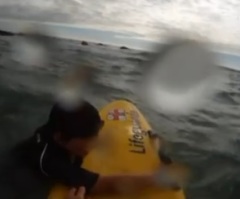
[0,0,240,46]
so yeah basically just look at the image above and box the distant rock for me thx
[126,57,144,63]
[112,65,122,70]
[81,41,88,46]
[140,51,151,57]
[0,30,15,36]
[17,33,25,36]
[97,43,104,46]
[120,46,129,50]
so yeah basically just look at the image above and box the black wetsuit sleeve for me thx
[41,147,99,193]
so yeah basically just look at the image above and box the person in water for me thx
[23,100,181,197]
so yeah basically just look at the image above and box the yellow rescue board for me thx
[48,100,185,199]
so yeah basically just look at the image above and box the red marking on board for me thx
[108,109,126,120]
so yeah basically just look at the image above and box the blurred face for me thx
[55,121,104,157]
[64,136,99,157]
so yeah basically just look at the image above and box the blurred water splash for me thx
[9,25,94,111]
[11,36,48,68]
[10,26,58,69]
[141,38,223,115]
[55,66,94,110]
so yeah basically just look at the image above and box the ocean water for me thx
[0,35,240,199]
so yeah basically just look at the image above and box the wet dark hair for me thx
[41,101,103,141]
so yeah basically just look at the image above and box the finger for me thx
[76,186,86,199]
[67,188,77,198]
[165,163,191,186]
